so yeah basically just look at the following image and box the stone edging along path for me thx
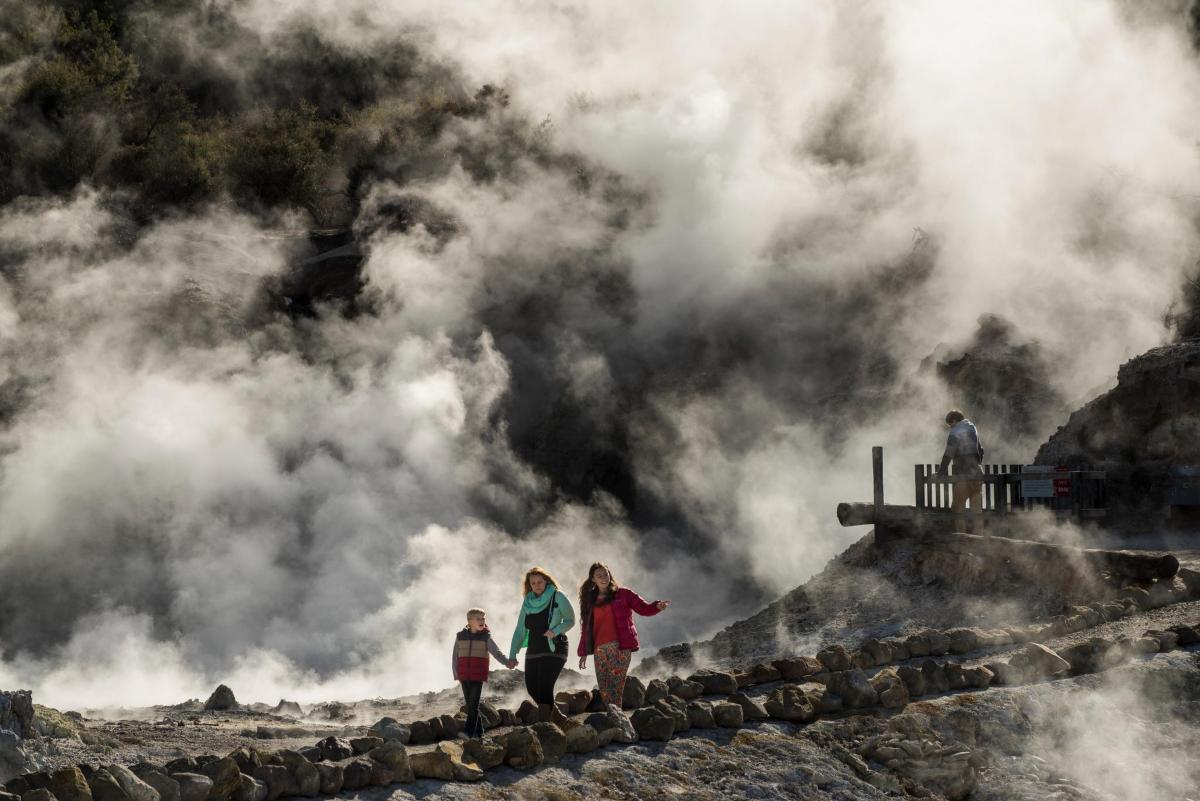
[4,574,1199,798]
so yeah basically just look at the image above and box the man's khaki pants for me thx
[952,480,983,533]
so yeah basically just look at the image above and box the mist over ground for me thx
[1,0,1199,710]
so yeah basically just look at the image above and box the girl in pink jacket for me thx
[577,562,670,707]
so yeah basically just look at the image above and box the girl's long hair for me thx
[578,562,620,616]
[522,566,560,596]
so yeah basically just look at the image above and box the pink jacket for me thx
[577,587,663,656]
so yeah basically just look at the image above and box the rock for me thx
[764,685,815,722]
[711,701,745,728]
[162,761,197,777]
[962,665,994,688]
[945,628,981,654]
[194,758,239,801]
[516,700,539,726]
[685,701,716,728]
[985,661,1015,685]
[134,775,175,801]
[529,722,567,764]
[268,701,302,718]
[860,639,893,666]
[496,727,544,770]
[1132,636,1160,654]
[1152,630,1180,651]
[297,747,322,764]
[870,668,910,708]
[653,698,689,733]
[1007,643,1072,683]
[944,662,969,690]
[437,714,462,739]
[20,790,53,801]
[643,679,670,705]
[666,677,703,700]
[48,769,90,801]
[463,736,507,768]
[273,752,319,797]
[230,777,263,801]
[312,765,340,798]
[583,690,608,713]
[1178,567,1200,597]
[630,707,674,741]
[816,645,852,672]
[414,742,483,782]
[621,675,646,709]
[1168,624,1200,645]
[927,630,951,656]
[1147,579,1178,608]
[905,633,932,657]
[687,670,739,696]
[349,736,381,755]
[87,771,130,801]
[825,670,879,709]
[882,638,910,660]
[773,656,823,681]
[897,665,927,697]
[166,776,209,801]
[408,719,435,745]
[366,742,412,783]
[202,686,237,712]
[920,659,950,694]
[583,706,637,744]
[727,692,769,721]
[745,663,782,685]
[561,721,599,754]
[225,749,260,777]
[366,717,410,744]
[555,690,591,715]
[850,650,874,670]
[1058,638,1114,674]
[497,708,517,727]
[0,693,35,740]
[426,716,445,741]
[312,737,348,762]
[104,767,158,801]
[336,761,370,793]
[1123,588,1152,609]
[803,685,844,715]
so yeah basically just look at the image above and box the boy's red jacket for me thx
[453,625,506,682]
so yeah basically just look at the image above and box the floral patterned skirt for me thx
[595,640,632,707]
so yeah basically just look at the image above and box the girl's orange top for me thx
[591,601,619,647]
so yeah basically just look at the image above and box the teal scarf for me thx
[521,586,557,615]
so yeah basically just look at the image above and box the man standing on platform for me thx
[938,409,985,533]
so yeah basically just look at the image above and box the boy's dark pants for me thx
[461,680,484,737]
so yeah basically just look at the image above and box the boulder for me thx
[870,669,909,709]
[1132,636,1160,654]
[920,660,950,694]
[1147,579,1178,608]
[104,768,158,801]
[408,720,435,746]
[685,701,716,729]
[0,693,35,740]
[621,675,646,709]
[530,722,567,764]
[516,700,540,726]
[366,742,412,784]
[726,692,769,721]
[495,727,544,770]
[905,633,932,658]
[744,663,782,685]
[815,645,852,672]
[897,665,926,697]
[166,776,209,801]
[962,665,994,689]
[0,793,18,801]
[86,772,129,801]
[1058,638,1114,674]
[272,752,319,797]
[583,691,608,713]
[349,737,382,755]
[804,685,844,715]
[335,762,371,793]
[881,638,910,660]
[134,775,175,801]
[772,656,823,681]
[313,765,341,798]
[268,701,302,718]
[666,677,703,700]
[202,686,237,712]
[764,685,815,722]
[194,758,239,801]
[426,717,445,741]
[643,679,671,705]
[629,707,674,741]
[162,761,197,777]
[1168,624,1200,646]
[296,748,322,764]
[825,670,879,709]
[860,639,893,666]
[687,670,738,696]
[583,706,637,744]
[562,721,600,754]
[225,749,260,777]
[463,736,507,768]
[926,630,951,656]
[437,714,462,739]
[366,718,410,744]
[230,777,264,801]
[555,690,591,715]
[48,770,90,801]
[315,737,351,762]
[653,699,689,733]
[985,661,1015,685]
[711,701,745,728]
[1178,567,1200,597]
[945,628,981,654]
[497,708,517,727]
[414,742,483,783]
[1007,643,1071,683]
[944,663,969,690]
[20,790,53,801]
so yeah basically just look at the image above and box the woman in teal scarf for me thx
[509,566,575,723]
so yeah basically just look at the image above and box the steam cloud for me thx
[1,0,1199,710]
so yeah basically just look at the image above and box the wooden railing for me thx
[913,463,1106,519]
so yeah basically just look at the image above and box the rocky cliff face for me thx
[1035,340,1200,518]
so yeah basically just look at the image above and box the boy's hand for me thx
[506,659,518,669]
[578,656,587,670]
[545,631,555,639]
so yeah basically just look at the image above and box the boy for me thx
[453,608,517,738]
